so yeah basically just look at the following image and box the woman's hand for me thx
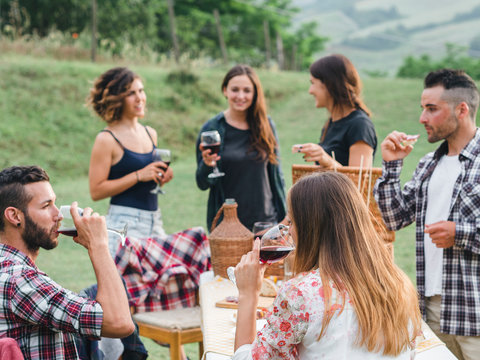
[235,239,265,298]
[136,161,173,184]
[199,144,221,168]
[293,143,334,168]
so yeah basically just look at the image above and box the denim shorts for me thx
[106,204,167,258]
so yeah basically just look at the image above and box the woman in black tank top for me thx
[87,67,173,256]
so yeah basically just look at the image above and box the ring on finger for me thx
[158,172,163,177]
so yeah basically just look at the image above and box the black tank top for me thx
[102,126,158,211]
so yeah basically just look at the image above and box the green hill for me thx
[294,0,480,75]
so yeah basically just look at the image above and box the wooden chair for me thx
[291,164,395,252]
[132,306,204,360]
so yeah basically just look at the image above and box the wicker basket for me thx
[291,164,395,245]
[208,199,254,279]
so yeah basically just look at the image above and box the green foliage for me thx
[397,43,480,79]
[0,0,326,69]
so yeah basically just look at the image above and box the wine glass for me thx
[150,148,171,195]
[57,206,128,246]
[200,130,225,178]
[227,224,295,285]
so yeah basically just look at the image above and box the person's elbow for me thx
[101,316,135,338]
[89,186,106,201]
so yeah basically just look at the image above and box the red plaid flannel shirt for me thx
[115,226,211,312]
[0,244,103,359]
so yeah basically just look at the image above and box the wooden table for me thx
[199,273,457,359]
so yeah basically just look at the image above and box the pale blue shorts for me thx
[106,204,167,258]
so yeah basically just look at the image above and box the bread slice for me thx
[260,278,278,297]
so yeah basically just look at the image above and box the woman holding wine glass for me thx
[88,67,173,257]
[232,172,421,359]
[195,64,286,231]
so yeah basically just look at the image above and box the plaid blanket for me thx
[115,226,211,313]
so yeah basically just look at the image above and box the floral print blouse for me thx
[233,269,414,359]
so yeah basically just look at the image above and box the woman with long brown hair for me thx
[233,172,421,359]
[195,64,286,231]
[295,54,377,168]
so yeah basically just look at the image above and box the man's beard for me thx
[22,212,58,252]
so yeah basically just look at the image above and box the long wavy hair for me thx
[289,172,420,356]
[87,67,140,123]
[310,54,370,142]
[222,65,278,164]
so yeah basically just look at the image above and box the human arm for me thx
[71,202,135,337]
[234,239,265,351]
[293,143,342,168]
[233,256,310,359]
[88,131,170,201]
[348,141,374,167]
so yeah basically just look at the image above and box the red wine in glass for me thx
[259,245,294,264]
[203,143,221,155]
[57,228,78,237]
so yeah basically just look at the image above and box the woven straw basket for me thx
[208,200,254,279]
[291,164,395,249]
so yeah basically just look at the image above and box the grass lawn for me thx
[2,55,442,359]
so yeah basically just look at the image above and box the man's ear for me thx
[4,207,23,228]
[456,102,470,120]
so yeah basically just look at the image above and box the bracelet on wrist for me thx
[135,171,140,183]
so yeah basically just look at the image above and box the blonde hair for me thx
[289,172,420,356]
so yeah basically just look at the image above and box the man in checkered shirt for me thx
[374,69,480,360]
[0,165,135,359]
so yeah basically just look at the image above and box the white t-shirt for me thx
[424,155,461,297]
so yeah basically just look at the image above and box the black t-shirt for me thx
[319,109,377,166]
[221,122,277,231]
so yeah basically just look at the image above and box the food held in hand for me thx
[401,134,420,147]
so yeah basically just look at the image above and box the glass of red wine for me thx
[227,224,295,286]
[150,148,171,195]
[57,205,128,245]
[200,130,225,178]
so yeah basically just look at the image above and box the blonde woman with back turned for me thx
[233,172,421,359]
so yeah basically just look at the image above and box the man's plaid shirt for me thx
[0,244,103,359]
[374,129,480,336]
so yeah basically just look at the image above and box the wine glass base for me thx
[208,172,225,178]
[150,188,166,194]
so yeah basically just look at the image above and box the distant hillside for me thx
[293,0,480,76]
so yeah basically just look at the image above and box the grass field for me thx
[0,54,440,358]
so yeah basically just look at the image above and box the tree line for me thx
[0,0,327,70]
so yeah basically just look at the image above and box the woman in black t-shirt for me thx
[294,54,377,167]
[195,65,286,231]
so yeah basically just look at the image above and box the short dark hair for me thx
[0,166,49,231]
[424,69,479,120]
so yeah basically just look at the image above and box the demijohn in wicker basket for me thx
[208,199,254,279]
